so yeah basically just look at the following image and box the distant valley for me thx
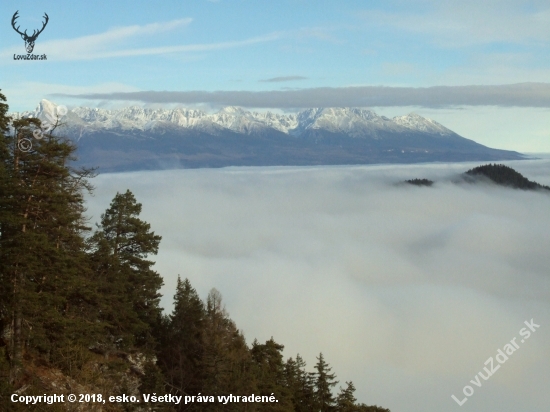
[11,100,526,172]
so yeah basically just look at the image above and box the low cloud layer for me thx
[55,83,550,108]
[85,160,550,412]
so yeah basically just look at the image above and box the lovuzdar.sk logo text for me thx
[11,10,49,60]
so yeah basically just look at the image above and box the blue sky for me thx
[1,0,549,151]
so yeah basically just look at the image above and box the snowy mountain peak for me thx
[29,99,60,121]
[11,102,457,138]
[294,107,405,137]
[8,101,520,172]
[392,113,453,135]
[217,106,246,115]
[37,98,57,113]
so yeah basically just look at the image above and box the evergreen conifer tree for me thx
[251,337,292,410]
[285,354,317,412]
[356,405,391,412]
[90,190,163,352]
[200,288,253,407]
[0,91,99,384]
[159,276,206,403]
[336,381,358,412]
[315,353,339,412]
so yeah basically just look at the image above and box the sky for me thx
[1,0,549,151]
[85,160,550,411]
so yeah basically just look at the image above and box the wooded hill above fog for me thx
[404,163,550,191]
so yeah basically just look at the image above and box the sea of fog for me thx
[85,159,550,412]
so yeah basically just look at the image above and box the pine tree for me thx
[0,91,99,384]
[159,276,206,403]
[251,338,292,410]
[336,381,357,412]
[355,405,391,412]
[0,89,15,407]
[200,288,254,408]
[285,354,316,412]
[315,353,338,412]
[90,190,163,352]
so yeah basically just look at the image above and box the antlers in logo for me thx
[11,11,49,54]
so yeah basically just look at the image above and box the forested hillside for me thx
[464,164,550,190]
[0,91,390,412]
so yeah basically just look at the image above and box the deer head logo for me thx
[11,11,49,54]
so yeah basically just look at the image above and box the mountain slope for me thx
[10,100,525,172]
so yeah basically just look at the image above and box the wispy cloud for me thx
[71,33,281,60]
[54,83,550,108]
[260,76,308,83]
[1,18,281,61]
[2,18,191,59]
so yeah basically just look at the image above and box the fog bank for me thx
[86,160,550,412]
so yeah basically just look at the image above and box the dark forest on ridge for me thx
[0,91,391,411]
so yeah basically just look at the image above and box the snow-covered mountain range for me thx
[9,100,524,172]
[13,100,454,139]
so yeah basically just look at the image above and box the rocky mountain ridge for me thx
[12,100,455,138]
[9,100,525,172]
